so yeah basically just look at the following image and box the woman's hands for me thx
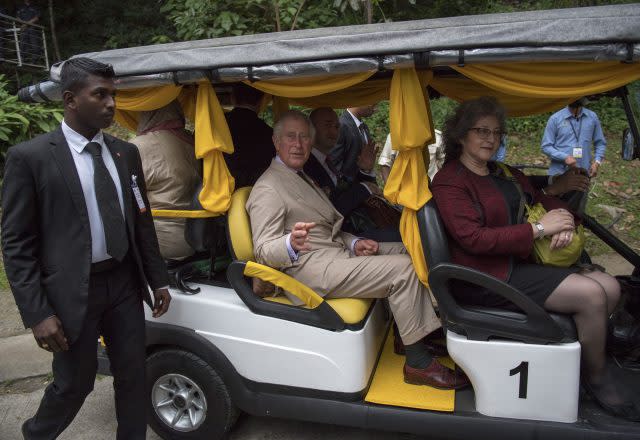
[539,209,574,236]
[533,209,576,249]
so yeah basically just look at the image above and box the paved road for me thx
[0,377,425,440]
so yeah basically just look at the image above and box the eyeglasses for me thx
[469,127,505,140]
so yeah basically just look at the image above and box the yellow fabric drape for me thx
[194,82,235,213]
[245,71,375,98]
[430,76,572,117]
[289,78,391,108]
[384,68,433,286]
[244,261,324,309]
[151,209,219,218]
[114,85,183,131]
[452,61,640,99]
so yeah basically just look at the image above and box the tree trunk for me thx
[364,0,373,24]
[273,0,281,32]
[48,0,61,61]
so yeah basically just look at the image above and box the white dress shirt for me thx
[61,120,125,263]
[310,148,338,186]
[347,109,368,143]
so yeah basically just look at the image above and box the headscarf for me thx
[136,100,194,146]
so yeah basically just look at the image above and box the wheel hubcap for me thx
[152,373,207,432]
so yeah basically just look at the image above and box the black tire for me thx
[146,349,239,440]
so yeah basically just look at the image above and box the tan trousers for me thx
[288,242,440,345]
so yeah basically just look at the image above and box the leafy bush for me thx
[0,75,63,155]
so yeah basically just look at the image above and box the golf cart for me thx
[18,4,640,439]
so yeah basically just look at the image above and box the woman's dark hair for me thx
[442,96,506,163]
[59,57,115,94]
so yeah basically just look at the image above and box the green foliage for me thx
[0,75,62,154]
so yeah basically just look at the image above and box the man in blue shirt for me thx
[541,98,606,177]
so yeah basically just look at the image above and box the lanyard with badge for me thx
[569,115,583,160]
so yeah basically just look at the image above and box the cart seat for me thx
[226,187,373,330]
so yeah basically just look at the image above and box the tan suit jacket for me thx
[247,159,357,272]
[132,130,200,260]
[247,159,440,344]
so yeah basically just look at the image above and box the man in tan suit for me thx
[246,110,468,390]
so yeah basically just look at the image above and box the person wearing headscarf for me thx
[130,101,200,260]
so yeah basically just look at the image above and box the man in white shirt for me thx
[2,57,170,440]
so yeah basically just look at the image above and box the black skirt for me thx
[451,263,580,309]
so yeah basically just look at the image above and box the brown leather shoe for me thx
[403,360,471,390]
[394,337,449,357]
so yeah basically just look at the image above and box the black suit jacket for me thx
[224,108,276,188]
[1,127,168,343]
[329,111,375,183]
[303,153,370,219]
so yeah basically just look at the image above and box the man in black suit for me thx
[2,58,171,440]
[224,83,276,188]
[329,105,377,182]
[306,107,400,242]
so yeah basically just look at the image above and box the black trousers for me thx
[23,258,147,440]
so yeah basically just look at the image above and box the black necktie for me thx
[359,123,370,143]
[85,142,129,261]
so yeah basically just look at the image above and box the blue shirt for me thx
[491,135,507,162]
[541,106,606,175]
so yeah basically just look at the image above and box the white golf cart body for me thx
[19,4,640,439]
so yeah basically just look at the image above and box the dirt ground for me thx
[0,287,26,339]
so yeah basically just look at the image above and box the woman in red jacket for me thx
[431,97,635,421]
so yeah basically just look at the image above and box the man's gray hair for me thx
[273,109,315,140]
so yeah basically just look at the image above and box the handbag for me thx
[525,203,586,267]
[497,163,584,268]
[363,194,402,229]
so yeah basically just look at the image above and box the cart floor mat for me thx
[364,330,455,412]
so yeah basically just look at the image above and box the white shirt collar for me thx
[346,109,363,128]
[61,120,105,153]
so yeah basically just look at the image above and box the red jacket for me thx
[431,160,575,281]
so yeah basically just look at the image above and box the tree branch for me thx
[290,0,306,31]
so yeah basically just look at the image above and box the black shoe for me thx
[583,378,640,422]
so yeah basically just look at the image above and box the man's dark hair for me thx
[442,96,506,163]
[59,57,115,94]
[232,82,264,106]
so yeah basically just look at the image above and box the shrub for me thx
[0,75,63,157]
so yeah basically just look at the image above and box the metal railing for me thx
[0,12,49,70]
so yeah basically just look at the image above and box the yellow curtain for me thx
[452,61,640,99]
[114,85,183,131]
[195,82,235,213]
[431,76,572,117]
[384,68,433,286]
[245,71,375,98]
[289,78,391,108]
